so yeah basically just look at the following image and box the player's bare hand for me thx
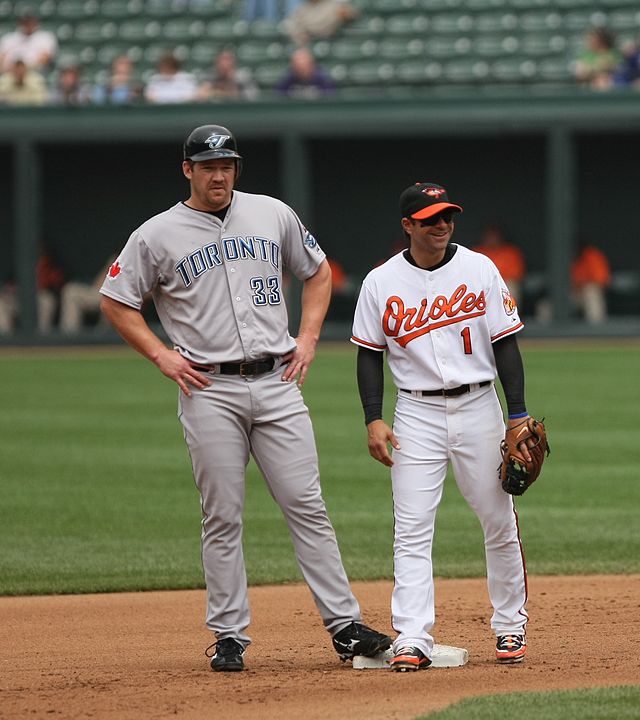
[281,336,316,386]
[506,415,533,463]
[367,419,400,467]
[154,348,212,397]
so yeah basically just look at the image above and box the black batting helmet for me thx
[183,124,243,175]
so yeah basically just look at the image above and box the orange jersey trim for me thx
[491,322,524,342]
[351,336,386,350]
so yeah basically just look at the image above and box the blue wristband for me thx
[508,411,528,419]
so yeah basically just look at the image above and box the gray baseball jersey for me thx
[99,191,325,365]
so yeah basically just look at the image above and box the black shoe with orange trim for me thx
[495,634,527,664]
[390,646,432,672]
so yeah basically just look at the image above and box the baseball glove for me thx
[499,416,550,495]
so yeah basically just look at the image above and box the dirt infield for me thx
[2,575,638,720]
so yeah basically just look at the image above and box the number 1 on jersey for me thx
[461,326,473,355]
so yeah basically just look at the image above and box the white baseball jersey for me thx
[99,190,325,365]
[351,245,523,390]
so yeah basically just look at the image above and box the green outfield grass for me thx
[420,685,640,720]
[0,341,639,596]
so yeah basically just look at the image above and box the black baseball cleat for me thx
[206,637,245,672]
[332,622,392,662]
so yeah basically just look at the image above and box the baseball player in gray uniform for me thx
[99,125,391,672]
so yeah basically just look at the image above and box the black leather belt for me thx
[400,380,491,397]
[192,357,276,377]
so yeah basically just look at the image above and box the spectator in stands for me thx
[59,254,117,334]
[144,52,198,104]
[0,8,58,73]
[284,0,358,47]
[276,46,335,99]
[471,223,526,306]
[196,49,259,102]
[244,0,302,23]
[0,58,48,105]
[574,27,621,90]
[571,236,611,323]
[0,247,65,333]
[92,55,143,105]
[612,37,640,88]
[49,60,92,105]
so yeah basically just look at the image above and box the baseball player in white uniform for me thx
[351,182,534,671]
[99,125,391,672]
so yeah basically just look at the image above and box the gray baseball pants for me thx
[178,364,361,647]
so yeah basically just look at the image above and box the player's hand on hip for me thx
[366,419,400,467]
[154,348,212,397]
[281,336,316,386]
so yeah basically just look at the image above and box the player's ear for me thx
[182,160,193,180]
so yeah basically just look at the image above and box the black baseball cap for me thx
[400,182,463,220]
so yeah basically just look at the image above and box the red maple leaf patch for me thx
[108,261,122,278]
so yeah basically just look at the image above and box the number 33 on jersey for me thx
[351,244,523,391]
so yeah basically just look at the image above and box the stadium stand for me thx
[1,0,639,98]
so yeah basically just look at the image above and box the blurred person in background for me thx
[59,253,118,334]
[571,236,611,323]
[284,0,358,47]
[196,49,259,102]
[244,0,302,22]
[0,8,57,73]
[574,27,621,90]
[471,223,526,307]
[276,46,335,99]
[144,52,198,104]
[92,55,143,104]
[612,36,640,88]
[49,60,92,105]
[0,58,47,105]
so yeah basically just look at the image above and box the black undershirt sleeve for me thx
[356,346,385,425]
[493,334,527,417]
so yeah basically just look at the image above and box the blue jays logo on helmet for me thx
[205,133,231,150]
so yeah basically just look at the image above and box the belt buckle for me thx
[238,362,251,377]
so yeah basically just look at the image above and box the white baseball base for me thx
[352,644,469,669]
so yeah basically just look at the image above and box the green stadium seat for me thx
[472,34,519,57]
[536,56,572,80]
[144,0,181,16]
[385,13,429,35]
[246,18,281,39]
[161,18,207,41]
[342,16,385,36]
[518,10,563,30]
[490,57,537,81]
[327,38,376,61]
[252,62,287,88]
[520,32,567,55]
[117,18,162,42]
[236,40,285,65]
[206,18,248,40]
[607,10,640,30]
[100,0,145,18]
[347,60,395,85]
[187,0,231,15]
[506,0,553,9]
[431,12,475,34]
[395,59,442,83]
[442,58,490,82]
[189,42,219,65]
[74,20,118,41]
[55,0,100,19]
[378,37,425,59]
[560,9,605,30]
[425,36,472,59]
[463,0,508,9]
[475,11,519,32]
